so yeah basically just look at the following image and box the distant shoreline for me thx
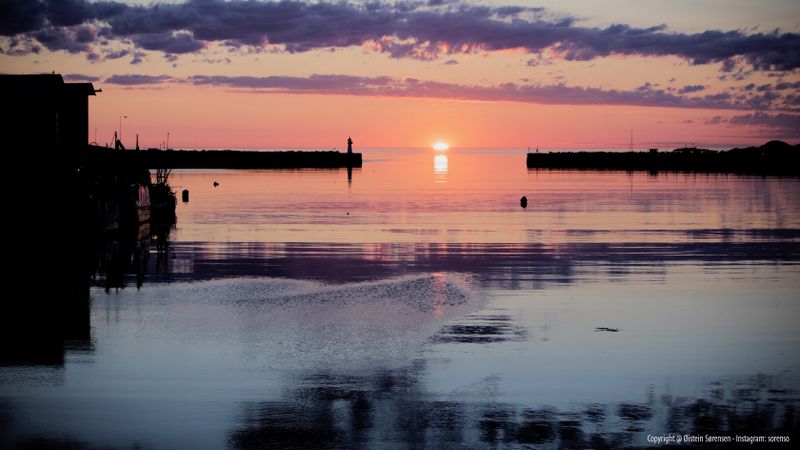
[526,141,799,175]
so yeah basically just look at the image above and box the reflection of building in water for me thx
[434,154,448,181]
[2,225,94,365]
[1,216,174,365]
[95,223,151,291]
[153,223,173,280]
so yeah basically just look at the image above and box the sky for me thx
[1,0,799,149]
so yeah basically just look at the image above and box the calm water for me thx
[2,148,799,448]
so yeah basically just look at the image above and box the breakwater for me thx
[526,141,799,175]
[82,146,362,169]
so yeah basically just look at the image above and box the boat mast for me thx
[629,129,633,151]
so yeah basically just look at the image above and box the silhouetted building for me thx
[0,73,98,152]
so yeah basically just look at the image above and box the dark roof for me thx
[0,73,97,95]
[63,83,97,96]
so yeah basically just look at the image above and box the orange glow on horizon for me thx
[83,85,780,150]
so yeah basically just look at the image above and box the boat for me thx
[149,182,177,224]
[134,184,151,224]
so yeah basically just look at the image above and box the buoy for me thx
[520,195,528,208]
[182,189,189,202]
[213,181,219,187]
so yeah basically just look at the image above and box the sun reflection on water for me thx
[434,154,448,182]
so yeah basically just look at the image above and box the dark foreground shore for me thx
[82,146,363,169]
[527,140,799,175]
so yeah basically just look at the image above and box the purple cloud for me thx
[104,48,129,59]
[73,25,95,43]
[130,50,145,65]
[678,84,706,94]
[775,81,800,91]
[105,74,173,85]
[0,0,798,71]
[189,74,394,92]
[32,26,91,53]
[728,112,800,132]
[134,31,204,54]
[695,112,800,138]
[63,73,100,82]
[0,0,45,35]
[101,72,794,111]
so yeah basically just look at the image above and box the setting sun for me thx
[1,0,797,446]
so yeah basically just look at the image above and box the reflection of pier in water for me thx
[93,221,175,291]
[155,237,800,288]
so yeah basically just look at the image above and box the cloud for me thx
[104,48,129,59]
[697,112,800,138]
[102,72,793,111]
[728,112,800,132]
[32,26,92,53]
[134,31,204,54]
[1,0,798,71]
[63,73,100,82]
[105,74,173,85]
[188,74,394,92]
[678,84,706,94]
[0,0,45,36]
[73,25,95,43]
[775,81,800,91]
[130,50,145,65]
[0,34,41,55]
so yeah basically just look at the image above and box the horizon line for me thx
[121,141,794,152]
